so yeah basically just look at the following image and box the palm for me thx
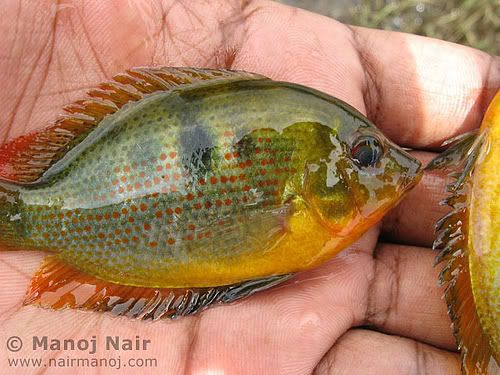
[1,1,498,374]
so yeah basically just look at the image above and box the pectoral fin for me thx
[24,256,292,320]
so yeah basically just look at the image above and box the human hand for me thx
[0,1,498,374]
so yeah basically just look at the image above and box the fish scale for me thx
[18,96,304,286]
[0,67,422,318]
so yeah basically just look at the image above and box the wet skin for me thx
[0,1,498,374]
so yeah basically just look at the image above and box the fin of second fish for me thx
[0,67,268,185]
[24,256,293,320]
[429,133,497,374]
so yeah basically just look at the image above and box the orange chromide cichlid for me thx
[0,67,422,319]
[428,90,500,374]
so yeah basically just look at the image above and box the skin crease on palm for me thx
[0,0,498,374]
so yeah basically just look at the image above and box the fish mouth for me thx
[392,146,423,194]
[371,152,423,220]
[365,160,423,225]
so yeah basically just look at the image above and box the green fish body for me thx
[0,68,421,318]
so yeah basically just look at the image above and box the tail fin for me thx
[0,182,23,249]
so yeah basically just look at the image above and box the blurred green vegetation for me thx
[278,0,499,55]
[350,0,499,55]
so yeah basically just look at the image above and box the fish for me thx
[427,90,499,374]
[0,67,422,320]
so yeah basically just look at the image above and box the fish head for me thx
[302,124,422,236]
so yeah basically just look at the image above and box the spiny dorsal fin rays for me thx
[0,67,268,185]
[425,130,478,171]
[430,132,495,374]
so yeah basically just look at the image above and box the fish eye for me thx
[350,136,384,167]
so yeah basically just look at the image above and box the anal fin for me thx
[24,256,292,320]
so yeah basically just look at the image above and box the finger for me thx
[234,1,499,147]
[0,251,43,316]
[362,243,456,350]
[314,329,460,375]
[4,0,499,152]
[0,0,241,138]
[0,229,380,374]
[381,151,449,247]
[350,26,500,147]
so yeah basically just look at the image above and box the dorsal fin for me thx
[0,67,268,184]
[429,133,498,374]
